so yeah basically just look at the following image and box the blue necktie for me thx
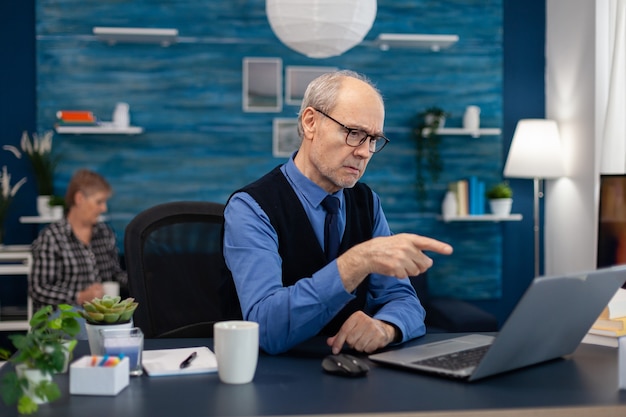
[321,196,341,260]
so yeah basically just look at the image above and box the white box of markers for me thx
[69,355,130,396]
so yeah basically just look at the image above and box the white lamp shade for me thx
[504,119,565,179]
[266,0,377,59]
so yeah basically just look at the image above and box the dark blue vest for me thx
[238,166,374,335]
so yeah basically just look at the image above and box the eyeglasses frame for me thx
[314,108,390,153]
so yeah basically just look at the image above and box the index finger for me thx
[410,235,453,255]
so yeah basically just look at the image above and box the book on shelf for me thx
[581,332,619,348]
[468,176,486,215]
[448,179,468,216]
[598,288,626,319]
[56,110,96,124]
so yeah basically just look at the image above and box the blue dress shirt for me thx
[223,157,426,354]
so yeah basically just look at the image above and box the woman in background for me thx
[29,169,126,315]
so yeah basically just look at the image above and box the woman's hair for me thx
[297,69,382,138]
[65,169,112,208]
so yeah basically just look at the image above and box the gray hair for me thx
[297,70,383,138]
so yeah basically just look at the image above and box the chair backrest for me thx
[124,201,242,338]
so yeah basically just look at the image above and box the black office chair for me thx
[124,201,242,338]
[410,273,498,332]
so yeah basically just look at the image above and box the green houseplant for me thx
[19,130,58,197]
[78,295,138,355]
[0,165,27,244]
[78,295,138,325]
[486,182,513,216]
[485,182,513,199]
[413,107,450,204]
[0,304,80,415]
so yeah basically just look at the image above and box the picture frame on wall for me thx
[285,66,337,106]
[243,57,283,112]
[272,118,300,157]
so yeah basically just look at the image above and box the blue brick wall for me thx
[35,0,503,299]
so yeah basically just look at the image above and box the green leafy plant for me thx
[0,304,80,415]
[413,107,450,205]
[486,182,513,199]
[3,131,59,196]
[78,295,138,325]
[48,195,65,208]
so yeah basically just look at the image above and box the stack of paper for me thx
[582,288,626,347]
[142,346,217,377]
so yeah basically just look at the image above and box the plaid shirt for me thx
[30,218,127,310]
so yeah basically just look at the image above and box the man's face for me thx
[301,78,385,194]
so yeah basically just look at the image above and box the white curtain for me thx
[600,0,626,173]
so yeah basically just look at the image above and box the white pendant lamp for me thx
[266,0,377,59]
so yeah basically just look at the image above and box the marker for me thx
[91,356,98,367]
[179,351,197,369]
[98,355,109,367]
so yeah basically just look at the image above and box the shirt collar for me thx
[282,154,344,209]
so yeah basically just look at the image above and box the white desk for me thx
[0,245,32,331]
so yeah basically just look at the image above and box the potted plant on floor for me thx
[0,304,81,415]
[413,106,450,205]
[486,182,513,216]
[78,295,138,355]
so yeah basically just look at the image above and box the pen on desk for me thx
[179,351,197,369]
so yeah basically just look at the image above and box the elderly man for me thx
[224,70,453,355]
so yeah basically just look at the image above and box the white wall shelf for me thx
[422,127,502,138]
[375,33,459,52]
[55,124,144,135]
[439,214,523,223]
[93,27,178,47]
[0,246,33,331]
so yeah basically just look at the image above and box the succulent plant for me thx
[79,295,138,325]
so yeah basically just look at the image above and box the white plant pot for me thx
[44,340,73,373]
[489,198,513,217]
[15,364,52,405]
[85,321,133,356]
[50,206,64,220]
[37,195,52,217]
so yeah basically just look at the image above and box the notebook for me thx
[369,265,626,381]
[142,346,217,377]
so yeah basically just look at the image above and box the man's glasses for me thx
[314,109,390,153]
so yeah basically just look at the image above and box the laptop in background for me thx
[369,265,626,381]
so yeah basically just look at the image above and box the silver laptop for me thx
[369,265,626,381]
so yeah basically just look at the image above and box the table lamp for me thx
[503,119,565,277]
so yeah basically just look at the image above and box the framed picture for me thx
[272,118,300,158]
[243,57,283,112]
[285,66,337,105]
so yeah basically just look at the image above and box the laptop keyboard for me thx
[411,344,490,371]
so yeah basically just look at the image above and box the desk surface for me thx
[1,333,625,417]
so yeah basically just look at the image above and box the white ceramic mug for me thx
[102,281,120,297]
[213,321,259,384]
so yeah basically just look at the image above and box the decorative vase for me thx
[36,195,52,217]
[463,105,481,131]
[85,321,133,356]
[441,191,458,219]
[15,364,52,405]
[489,198,513,217]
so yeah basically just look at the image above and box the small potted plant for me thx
[48,194,66,219]
[78,295,138,355]
[0,304,80,415]
[413,107,450,204]
[486,182,513,216]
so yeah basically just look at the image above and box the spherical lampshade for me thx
[266,0,377,59]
